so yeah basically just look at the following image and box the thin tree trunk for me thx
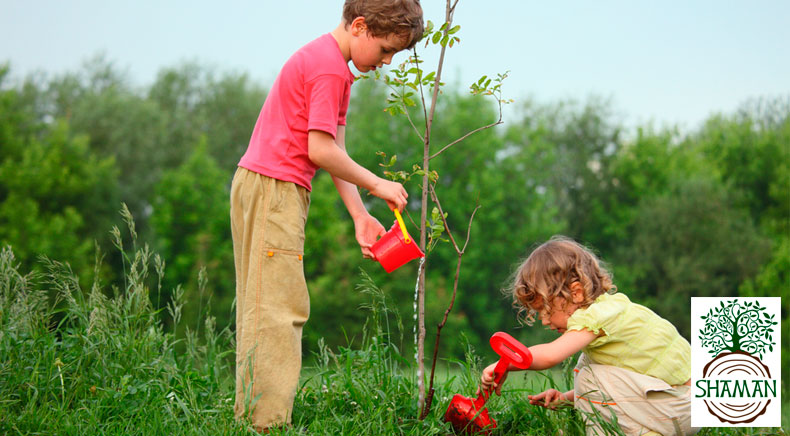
[417,0,458,416]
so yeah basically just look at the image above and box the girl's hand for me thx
[352,213,386,259]
[477,362,508,397]
[528,389,566,410]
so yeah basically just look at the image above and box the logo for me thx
[691,297,781,427]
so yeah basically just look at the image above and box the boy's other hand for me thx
[353,213,386,259]
[371,178,408,211]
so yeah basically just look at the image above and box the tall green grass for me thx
[0,214,785,435]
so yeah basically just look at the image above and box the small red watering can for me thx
[444,332,533,435]
[371,209,424,273]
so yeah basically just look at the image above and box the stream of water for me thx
[413,257,426,387]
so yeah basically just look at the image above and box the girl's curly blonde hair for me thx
[511,236,616,325]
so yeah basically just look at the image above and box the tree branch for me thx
[429,119,503,160]
[386,78,426,143]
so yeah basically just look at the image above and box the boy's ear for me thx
[350,16,368,36]
[569,282,584,304]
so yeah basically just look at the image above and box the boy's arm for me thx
[329,126,374,219]
[326,126,387,257]
[308,129,407,211]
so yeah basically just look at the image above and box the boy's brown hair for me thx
[511,236,616,325]
[343,0,424,50]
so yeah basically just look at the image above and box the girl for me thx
[480,236,696,436]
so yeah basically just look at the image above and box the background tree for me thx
[0,66,119,283]
[613,178,770,337]
[150,138,235,328]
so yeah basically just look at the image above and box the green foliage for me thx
[2,244,784,434]
[0,71,119,282]
[0,226,239,435]
[150,137,234,327]
[695,99,790,234]
[739,235,790,373]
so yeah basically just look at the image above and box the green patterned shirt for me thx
[567,292,691,386]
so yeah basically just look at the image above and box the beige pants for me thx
[230,167,311,429]
[574,354,698,436]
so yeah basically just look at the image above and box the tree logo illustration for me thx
[699,299,777,360]
[696,299,779,424]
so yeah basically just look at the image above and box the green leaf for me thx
[432,32,441,45]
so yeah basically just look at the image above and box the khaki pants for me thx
[230,167,311,429]
[574,354,698,436]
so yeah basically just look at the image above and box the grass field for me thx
[1,232,787,435]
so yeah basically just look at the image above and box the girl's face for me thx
[531,297,576,333]
[529,282,585,334]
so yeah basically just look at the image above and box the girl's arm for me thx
[480,329,598,394]
[528,329,598,370]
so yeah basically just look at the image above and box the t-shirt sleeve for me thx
[305,74,349,138]
[567,294,627,346]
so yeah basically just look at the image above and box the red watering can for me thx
[371,209,424,273]
[444,332,533,435]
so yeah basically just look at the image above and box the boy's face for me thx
[349,19,407,72]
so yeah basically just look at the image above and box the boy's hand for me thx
[370,178,408,212]
[352,213,386,258]
[528,389,566,410]
[477,362,507,397]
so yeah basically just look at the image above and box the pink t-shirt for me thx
[239,33,355,191]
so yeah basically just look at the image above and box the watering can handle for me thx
[393,209,410,244]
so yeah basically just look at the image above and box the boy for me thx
[230,0,424,431]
